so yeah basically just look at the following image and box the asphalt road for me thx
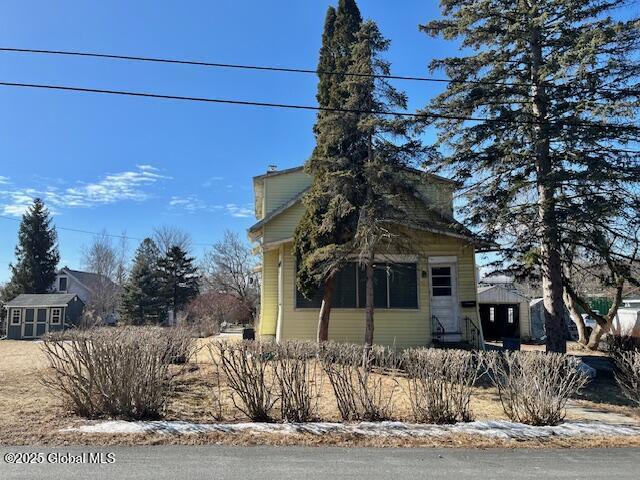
[1,446,639,479]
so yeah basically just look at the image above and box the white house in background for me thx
[52,267,119,324]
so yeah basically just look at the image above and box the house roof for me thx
[4,293,81,308]
[59,268,117,293]
[248,187,309,239]
[477,284,529,302]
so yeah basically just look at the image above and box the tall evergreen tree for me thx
[120,238,164,325]
[157,246,200,313]
[346,21,429,347]
[419,0,639,352]
[293,0,365,342]
[2,198,59,301]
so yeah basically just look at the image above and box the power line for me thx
[0,46,534,88]
[0,215,216,247]
[0,80,637,131]
[2,47,637,95]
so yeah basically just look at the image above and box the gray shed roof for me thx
[4,293,81,308]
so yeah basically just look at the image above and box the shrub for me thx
[319,342,398,421]
[613,351,640,407]
[209,340,277,422]
[41,327,181,419]
[402,348,483,424]
[163,326,197,364]
[485,351,589,426]
[273,341,322,422]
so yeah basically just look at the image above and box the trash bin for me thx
[502,337,521,351]
[242,327,255,341]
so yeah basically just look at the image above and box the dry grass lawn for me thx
[1,338,639,448]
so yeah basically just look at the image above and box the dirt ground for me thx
[0,338,638,448]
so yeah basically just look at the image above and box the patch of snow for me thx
[62,420,640,440]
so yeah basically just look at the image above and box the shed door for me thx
[480,304,520,340]
[430,264,459,335]
[23,308,35,338]
[36,308,47,337]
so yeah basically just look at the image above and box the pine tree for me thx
[157,246,200,313]
[120,238,164,325]
[2,198,60,301]
[293,0,365,342]
[420,0,639,352]
[346,21,428,347]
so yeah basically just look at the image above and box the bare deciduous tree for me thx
[202,230,259,323]
[81,231,124,325]
[153,225,192,254]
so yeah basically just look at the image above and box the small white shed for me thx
[477,285,531,340]
[612,308,640,338]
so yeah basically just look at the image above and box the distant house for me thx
[3,293,84,339]
[248,165,485,349]
[53,267,119,324]
[477,285,531,341]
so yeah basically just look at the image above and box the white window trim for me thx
[10,309,21,325]
[50,308,62,325]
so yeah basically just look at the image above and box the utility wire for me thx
[2,47,638,95]
[0,47,534,88]
[0,80,637,131]
[0,215,216,248]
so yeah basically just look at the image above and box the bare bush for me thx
[163,326,197,364]
[273,341,322,422]
[485,351,589,426]
[402,348,483,424]
[319,342,398,421]
[613,351,640,407]
[41,327,182,419]
[209,340,277,422]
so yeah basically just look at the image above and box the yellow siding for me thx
[264,202,305,244]
[263,170,311,215]
[276,231,479,349]
[258,249,279,337]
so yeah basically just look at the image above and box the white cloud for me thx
[203,176,223,187]
[225,203,253,218]
[0,176,9,185]
[0,165,170,216]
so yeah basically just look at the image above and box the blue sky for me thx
[0,1,460,282]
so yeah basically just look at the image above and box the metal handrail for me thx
[463,316,482,349]
[432,315,445,341]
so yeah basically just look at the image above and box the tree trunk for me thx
[586,322,609,350]
[563,288,588,345]
[317,274,336,342]
[364,254,375,348]
[530,23,566,353]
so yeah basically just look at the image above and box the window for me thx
[431,266,452,297]
[507,307,514,324]
[296,262,418,309]
[489,307,495,322]
[58,277,67,292]
[50,308,62,325]
[10,309,21,325]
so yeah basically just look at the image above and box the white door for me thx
[430,264,459,337]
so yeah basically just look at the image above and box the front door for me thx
[430,264,459,337]
[23,308,35,338]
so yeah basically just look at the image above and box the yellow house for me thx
[248,165,484,349]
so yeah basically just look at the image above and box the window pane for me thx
[334,263,357,308]
[59,277,67,291]
[389,263,418,309]
[431,267,451,276]
[433,287,452,297]
[358,264,388,308]
[432,276,452,287]
[295,263,357,309]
